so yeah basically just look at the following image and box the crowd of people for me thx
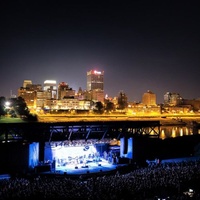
[0,158,200,200]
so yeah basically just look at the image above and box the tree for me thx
[105,101,115,113]
[0,97,6,116]
[10,97,30,116]
[11,97,38,121]
[94,101,104,114]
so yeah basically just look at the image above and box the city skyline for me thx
[8,77,198,105]
[1,1,200,103]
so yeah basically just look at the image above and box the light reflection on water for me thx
[159,126,195,139]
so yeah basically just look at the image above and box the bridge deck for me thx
[0,120,161,142]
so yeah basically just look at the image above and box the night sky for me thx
[1,1,200,103]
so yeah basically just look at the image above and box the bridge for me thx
[0,120,161,143]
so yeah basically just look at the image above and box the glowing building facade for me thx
[57,82,75,100]
[87,70,104,91]
[43,80,57,99]
[18,80,42,109]
[87,70,104,102]
[142,90,157,106]
[23,80,32,88]
[164,92,182,106]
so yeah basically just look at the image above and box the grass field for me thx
[0,116,25,123]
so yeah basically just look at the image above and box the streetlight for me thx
[5,101,11,116]
[5,101,10,108]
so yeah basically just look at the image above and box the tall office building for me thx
[43,80,57,99]
[23,80,32,88]
[117,91,128,109]
[87,70,104,102]
[18,87,36,108]
[57,82,75,100]
[164,92,182,106]
[142,90,157,106]
[19,80,42,109]
[87,70,104,91]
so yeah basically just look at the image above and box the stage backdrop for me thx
[44,142,108,169]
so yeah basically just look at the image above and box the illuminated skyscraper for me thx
[87,70,104,102]
[164,92,182,106]
[57,82,75,100]
[142,90,157,106]
[23,80,32,88]
[87,70,104,91]
[43,80,57,99]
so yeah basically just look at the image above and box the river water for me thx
[159,125,200,139]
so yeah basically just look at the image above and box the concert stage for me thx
[28,139,130,177]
